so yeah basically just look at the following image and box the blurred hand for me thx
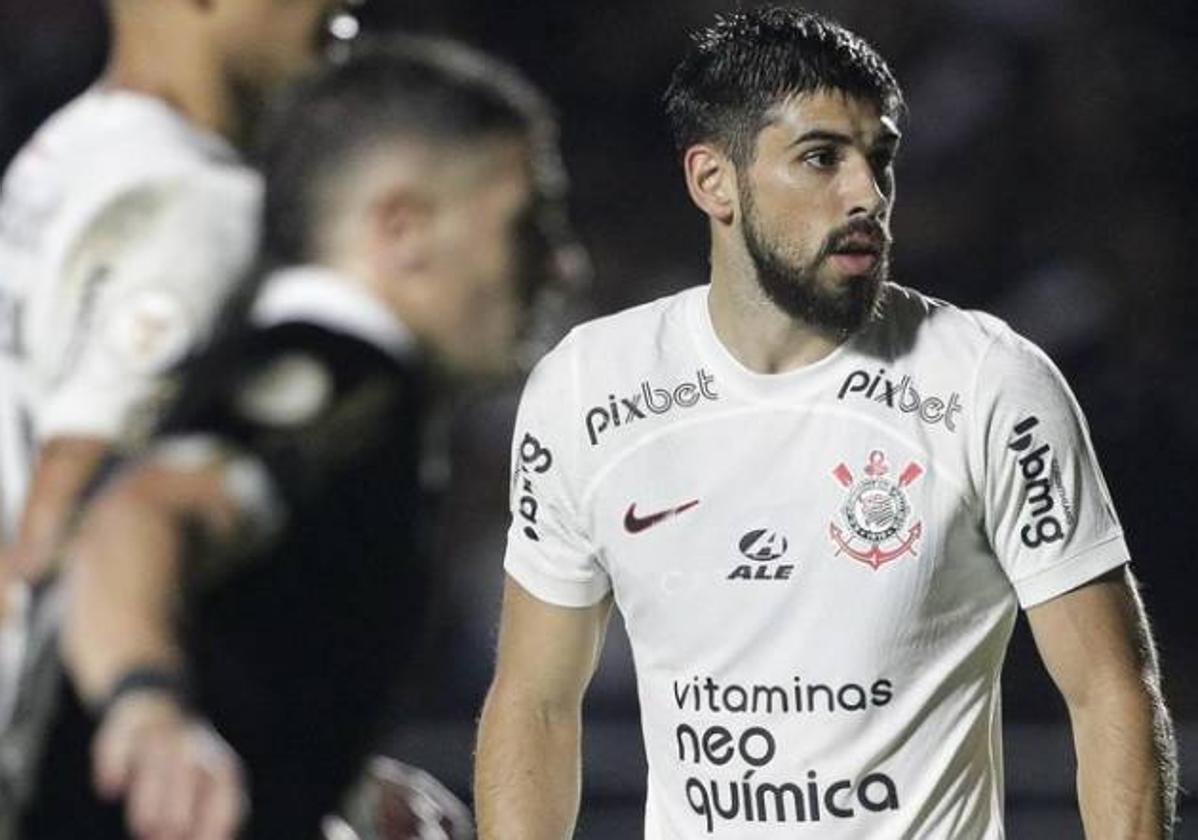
[328,756,474,840]
[92,692,247,840]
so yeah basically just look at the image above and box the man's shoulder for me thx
[2,89,259,282]
[5,87,257,227]
[866,284,1070,419]
[575,285,701,343]
[523,285,702,400]
[66,88,239,165]
[542,285,701,363]
[163,269,421,445]
[867,283,1026,365]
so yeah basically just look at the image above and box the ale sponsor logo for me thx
[584,368,718,446]
[727,529,793,581]
[739,529,788,562]
[837,368,963,432]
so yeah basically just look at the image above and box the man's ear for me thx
[369,188,428,278]
[683,144,738,225]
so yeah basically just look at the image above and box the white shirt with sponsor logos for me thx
[504,283,1128,839]
[0,86,261,538]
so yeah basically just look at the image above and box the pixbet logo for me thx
[584,368,718,446]
[837,368,963,432]
[727,529,793,581]
[1008,416,1071,548]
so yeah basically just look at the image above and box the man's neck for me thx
[707,247,846,375]
[103,20,239,143]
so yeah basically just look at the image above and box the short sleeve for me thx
[156,321,417,523]
[503,341,609,607]
[33,171,260,442]
[977,331,1128,608]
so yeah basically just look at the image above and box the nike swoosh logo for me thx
[624,499,700,534]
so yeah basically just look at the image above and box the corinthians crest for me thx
[829,449,923,570]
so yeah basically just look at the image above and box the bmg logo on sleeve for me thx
[514,432,553,541]
[584,369,718,446]
[1008,416,1075,548]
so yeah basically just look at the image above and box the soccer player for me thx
[475,7,1177,839]
[0,0,358,682]
[15,36,566,840]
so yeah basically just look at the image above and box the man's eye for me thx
[803,148,841,169]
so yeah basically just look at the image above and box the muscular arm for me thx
[474,576,613,840]
[1027,566,1177,839]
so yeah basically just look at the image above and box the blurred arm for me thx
[60,457,242,704]
[4,436,108,583]
[1027,566,1177,839]
[61,456,248,840]
[474,576,612,840]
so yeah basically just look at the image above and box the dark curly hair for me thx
[664,6,904,166]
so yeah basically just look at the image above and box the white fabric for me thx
[250,265,417,363]
[0,86,261,539]
[504,283,1128,839]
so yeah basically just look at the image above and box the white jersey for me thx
[0,86,262,538]
[504,283,1128,839]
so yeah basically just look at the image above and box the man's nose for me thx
[842,154,886,219]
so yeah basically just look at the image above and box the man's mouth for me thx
[829,251,880,275]
[832,235,883,256]
[827,236,884,275]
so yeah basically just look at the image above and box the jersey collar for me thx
[687,284,860,401]
[251,265,418,363]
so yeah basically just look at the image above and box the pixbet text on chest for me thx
[585,369,718,445]
[837,368,963,431]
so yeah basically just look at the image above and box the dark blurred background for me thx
[3,0,1195,835]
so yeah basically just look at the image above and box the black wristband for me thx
[97,665,190,719]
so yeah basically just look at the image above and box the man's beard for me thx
[741,188,889,335]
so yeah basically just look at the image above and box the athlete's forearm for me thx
[60,482,187,706]
[1070,681,1177,839]
[475,683,583,840]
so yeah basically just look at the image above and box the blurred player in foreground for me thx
[0,0,360,712]
[475,7,1177,839]
[0,2,473,836]
[13,36,569,840]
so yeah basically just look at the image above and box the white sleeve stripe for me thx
[503,549,611,608]
[1012,532,1129,609]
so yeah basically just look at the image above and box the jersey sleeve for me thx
[502,339,609,607]
[153,321,416,532]
[976,330,1129,608]
[34,171,260,443]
